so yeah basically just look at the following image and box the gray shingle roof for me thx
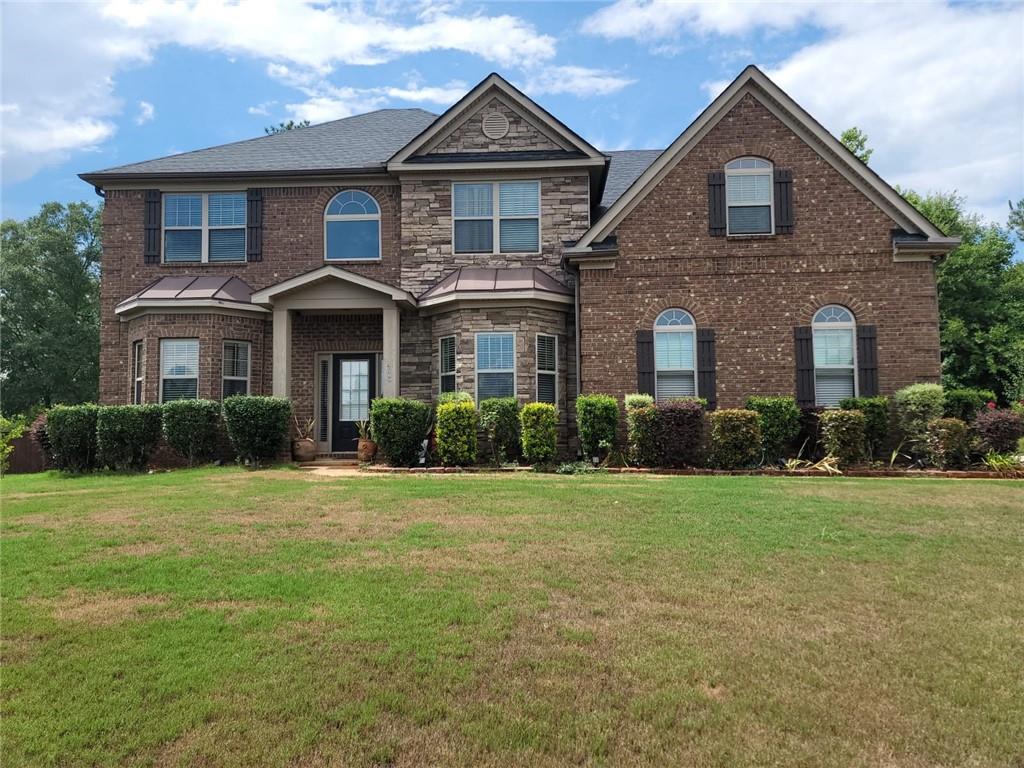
[81,109,438,180]
[600,150,664,211]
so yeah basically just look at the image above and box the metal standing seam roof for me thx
[117,276,256,310]
[419,267,572,300]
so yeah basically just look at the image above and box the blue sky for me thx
[2,1,1021,231]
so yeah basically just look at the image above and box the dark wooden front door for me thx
[331,354,375,453]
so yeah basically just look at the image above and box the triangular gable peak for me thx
[389,73,606,169]
[575,66,955,253]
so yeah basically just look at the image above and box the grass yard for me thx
[1,469,1022,767]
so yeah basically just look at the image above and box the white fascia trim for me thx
[388,158,606,173]
[250,265,417,306]
[578,66,946,248]
[114,299,269,319]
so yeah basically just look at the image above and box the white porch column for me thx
[382,307,400,397]
[272,307,292,397]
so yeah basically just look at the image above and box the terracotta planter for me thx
[357,438,377,463]
[291,438,317,462]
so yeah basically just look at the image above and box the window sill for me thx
[454,251,543,256]
[162,260,248,266]
[725,233,776,241]
[324,258,383,263]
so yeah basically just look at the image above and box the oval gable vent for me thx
[481,111,510,140]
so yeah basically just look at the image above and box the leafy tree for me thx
[1008,198,1024,241]
[265,119,311,135]
[839,126,873,164]
[0,202,101,415]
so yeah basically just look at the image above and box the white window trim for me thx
[812,305,859,407]
[474,331,517,403]
[159,338,200,403]
[452,180,542,255]
[725,157,774,237]
[323,190,383,262]
[222,340,251,399]
[535,333,557,405]
[439,335,457,395]
[162,192,247,264]
[131,340,145,404]
[653,310,698,402]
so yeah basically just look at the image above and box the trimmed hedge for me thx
[819,409,866,466]
[163,399,222,466]
[926,417,973,469]
[96,405,164,471]
[223,396,292,466]
[435,400,478,466]
[624,393,654,411]
[653,399,705,468]
[944,388,996,422]
[0,415,27,476]
[745,396,800,465]
[47,404,99,473]
[520,403,557,465]
[437,391,473,405]
[576,394,619,459]
[972,408,1024,454]
[839,396,889,458]
[479,397,520,464]
[370,397,431,467]
[625,394,657,467]
[892,384,945,460]
[708,409,761,469]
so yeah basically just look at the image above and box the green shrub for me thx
[891,384,945,460]
[554,461,603,475]
[708,409,761,469]
[576,394,619,459]
[163,399,222,466]
[652,400,705,467]
[96,405,164,471]
[520,403,557,465]
[0,415,27,476]
[625,399,658,467]
[624,393,654,411]
[369,397,431,467]
[666,395,709,409]
[479,397,520,464]
[436,391,473,405]
[926,417,973,469]
[435,400,478,466]
[819,409,866,467]
[47,404,99,473]
[745,396,800,465]
[943,388,996,421]
[839,396,889,458]
[222,396,292,467]
[972,408,1024,454]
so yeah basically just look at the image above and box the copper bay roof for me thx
[419,267,572,302]
[115,276,263,315]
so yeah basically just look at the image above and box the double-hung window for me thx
[222,341,250,398]
[163,192,246,263]
[725,158,773,235]
[439,336,457,394]
[536,334,557,404]
[654,309,697,401]
[160,339,199,402]
[131,341,145,404]
[453,181,539,254]
[812,305,857,407]
[476,332,515,401]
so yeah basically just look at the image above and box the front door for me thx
[331,354,375,453]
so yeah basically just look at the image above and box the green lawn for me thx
[2,469,1022,767]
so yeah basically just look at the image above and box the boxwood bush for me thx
[653,399,705,468]
[745,396,800,465]
[839,396,889,458]
[576,394,619,459]
[436,391,472,405]
[369,397,431,467]
[926,417,973,469]
[708,409,761,469]
[47,404,99,473]
[435,400,478,466]
[163,399,222,466]
[479,397,520,463]
[892,384,945,460]
[520,402,557,465]
[943,388,996,422]
[972,408,1024,454]
[0,415,27,476]
[819,409,866,466]
[96,404,164,471]
[625,394,657,466]
[222,396,292,466]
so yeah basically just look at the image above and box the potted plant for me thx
[356,419,377,463]
[291,415,317,462]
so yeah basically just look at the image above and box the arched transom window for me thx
[654,309,697,401]
[725,157,773,235]
[812,305,856,406]
[324,190,381,261]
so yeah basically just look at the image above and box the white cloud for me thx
[282,76,467,123]
[583,0,1024,226]
[247,101,277,117]
[520,66,635,98]
[134,100,155,125]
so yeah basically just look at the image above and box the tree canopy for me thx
[265,119,311,135]
[839,127,874,164]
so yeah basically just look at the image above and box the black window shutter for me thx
[856,325,879,397]
[636,330,655,397]
[143,189,161,264]
[246,188,263,262]
[774,169,794,234]
[794,326,815,407]
[696,328,717,410]
[708,171,726,237]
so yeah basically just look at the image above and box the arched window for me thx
[654,309,697,401]
[812,305,856,406]
[725,157,773,235]
[324,190,381,261]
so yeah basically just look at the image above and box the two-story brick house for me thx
[81,67,957,455]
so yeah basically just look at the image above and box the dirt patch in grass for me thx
[39,588,170,626]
